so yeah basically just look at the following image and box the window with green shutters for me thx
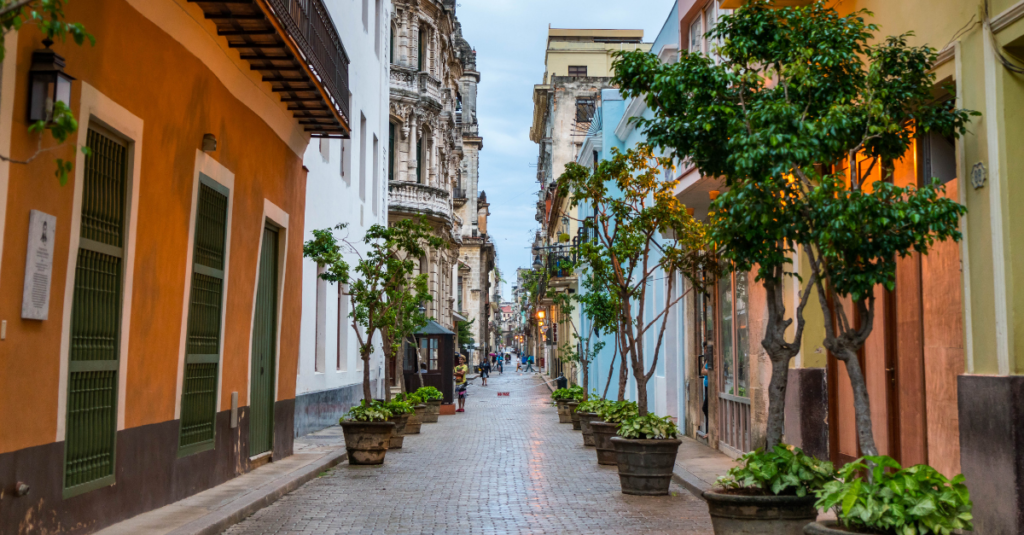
[64,127,129,498]
[179,177,229,456]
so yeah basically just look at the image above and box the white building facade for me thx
[295,0,393,437]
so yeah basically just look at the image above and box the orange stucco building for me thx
[0,0,349,532]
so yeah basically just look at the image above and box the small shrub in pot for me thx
[382,400,414,449]
[591,401,638,465]
[805,455,973,535]
[705,445,833,535]
[339,403,395,465]
[415,386,443,423]
[551,388,574,423]
[576,398,609,447]
[611,413,682,495]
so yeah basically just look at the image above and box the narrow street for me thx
[226,372,713,535]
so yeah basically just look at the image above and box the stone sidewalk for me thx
[226,371,714,535]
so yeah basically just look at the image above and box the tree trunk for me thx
[603,344,615,399]
[617,331,628,402]
[581,358,589,401]
[837,346,879,457]
[361,349,372,402]
[765,355,790,449]
[383,344,393,402]
[397,349,407,394]
[634,367,649,416]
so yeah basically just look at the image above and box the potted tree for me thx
[611,413,682,495]
[565,385,585,430]
[399,392,426,434]
[415,386,443,423]
[575,397,608,447]
[339,403,394,465]
[707,445,834,534]
[806,456,972,534]
[382,400,415,449]
[551,388,574,423]
[591,401,638,466]
[613,0,975,525]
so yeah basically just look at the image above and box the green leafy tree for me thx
[303,218,444,403]
[613,0,976,454]
[552,268,617,401]
[1,0,94,184]
[380,270,431,398]
[456,317,474,353]
[557,144,715,416]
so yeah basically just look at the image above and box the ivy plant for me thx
[381,400,415,416]
[576,398,609,414]
[815,456,973,534]
[415,386,443,402]
[595,400,639,424]
[550,388,573,401]
[616,413,679,440]
[342,402,392,423]
[717,445,834,497]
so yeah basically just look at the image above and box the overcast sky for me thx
[454,0,677,300]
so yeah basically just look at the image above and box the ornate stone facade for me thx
[388,0,475,331]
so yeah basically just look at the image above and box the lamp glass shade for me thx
[28,57,74,123]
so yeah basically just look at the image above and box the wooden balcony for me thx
[188,0,351,136]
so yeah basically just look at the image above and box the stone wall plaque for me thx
[21,210,56,320]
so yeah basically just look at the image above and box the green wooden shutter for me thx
[64,128,128,498]
[249,226,278,457]
[178,178,229,456]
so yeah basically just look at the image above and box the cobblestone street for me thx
[227,372,714,534]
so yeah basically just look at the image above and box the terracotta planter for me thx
[590,421,619,465]
[578,412,600,447]
[567,401,581,430]
[339,421,395,465]
[387,413,409,449]
[423,399,441,423]
[405,404,426,434]
[802,521,870,535]
[556,399,572,423]
[610,437,681,495]
[703,489,819,535]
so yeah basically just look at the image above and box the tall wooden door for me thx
[63,127,129,497]
[249,226,278,457]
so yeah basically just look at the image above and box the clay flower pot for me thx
[405,404,426,434]
[703,489,818,535]
[589,421,619,465]
[567,401,581,430]
[423,399,441,423]
[387,413,409,449]
[556,399,572,423]
[610,437,682,495]
[577,412,600,447]
[339,421,395,465]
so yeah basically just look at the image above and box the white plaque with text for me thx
[21,210,56,320]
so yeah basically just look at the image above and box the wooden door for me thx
[249,226,278,458]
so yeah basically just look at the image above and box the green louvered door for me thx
[64,127,128,498]
[249,226,278,457]
[179,178,229,456]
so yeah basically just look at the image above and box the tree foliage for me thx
[613,0,975,455]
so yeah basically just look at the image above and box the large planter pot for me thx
[610,437,682,496]
[387,413,409,449]
[567,401,581,430]
[802,522,867,534]
[703,489,819,535]
[556,400,572,423]
[423,399,441,423]
[578,412,600,447]
[590,421,619,465]
[339,421,395,465]
[405,404,426,434]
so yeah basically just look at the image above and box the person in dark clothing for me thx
[479,358,490,386]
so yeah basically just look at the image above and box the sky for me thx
[454,0,678,300]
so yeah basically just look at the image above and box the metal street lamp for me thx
[28,39,74,124]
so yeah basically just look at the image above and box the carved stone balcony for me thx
[390,65,445,106]
[388,180,453,225]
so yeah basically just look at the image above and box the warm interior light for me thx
[537,310,545,319]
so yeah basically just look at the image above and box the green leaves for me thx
[595,400,639,424]
[414,386,442,401]
[814,456,974,534]
[550,386,583,401]
[342,401,393,423]
[576,397,610,414]
[716,444,834,497]
[616,413,679,440]
[381,400,415,416]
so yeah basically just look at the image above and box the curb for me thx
[671,464,712,501]
[168,448,348,535]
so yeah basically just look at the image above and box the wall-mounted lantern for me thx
[28,39,74,124]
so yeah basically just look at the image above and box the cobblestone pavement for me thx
[226,371,713,535]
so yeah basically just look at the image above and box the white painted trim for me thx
[614,96,648,142]
[992,0,1024,33]
[246,199,289,405]
[982,23,1011,375]
[954,42,975,374]
[174,151,236,419]
[56,82,144,440]
[0,31,19,294]
[124,0,309,157]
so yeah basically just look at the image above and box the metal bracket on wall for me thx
[231,392,239,429]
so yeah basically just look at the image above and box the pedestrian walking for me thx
[497,355,504,374]
[454,356,469,412]
[524,355,535,373]
[480,358,490,386]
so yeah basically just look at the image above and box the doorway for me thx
[249,225,279,458]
